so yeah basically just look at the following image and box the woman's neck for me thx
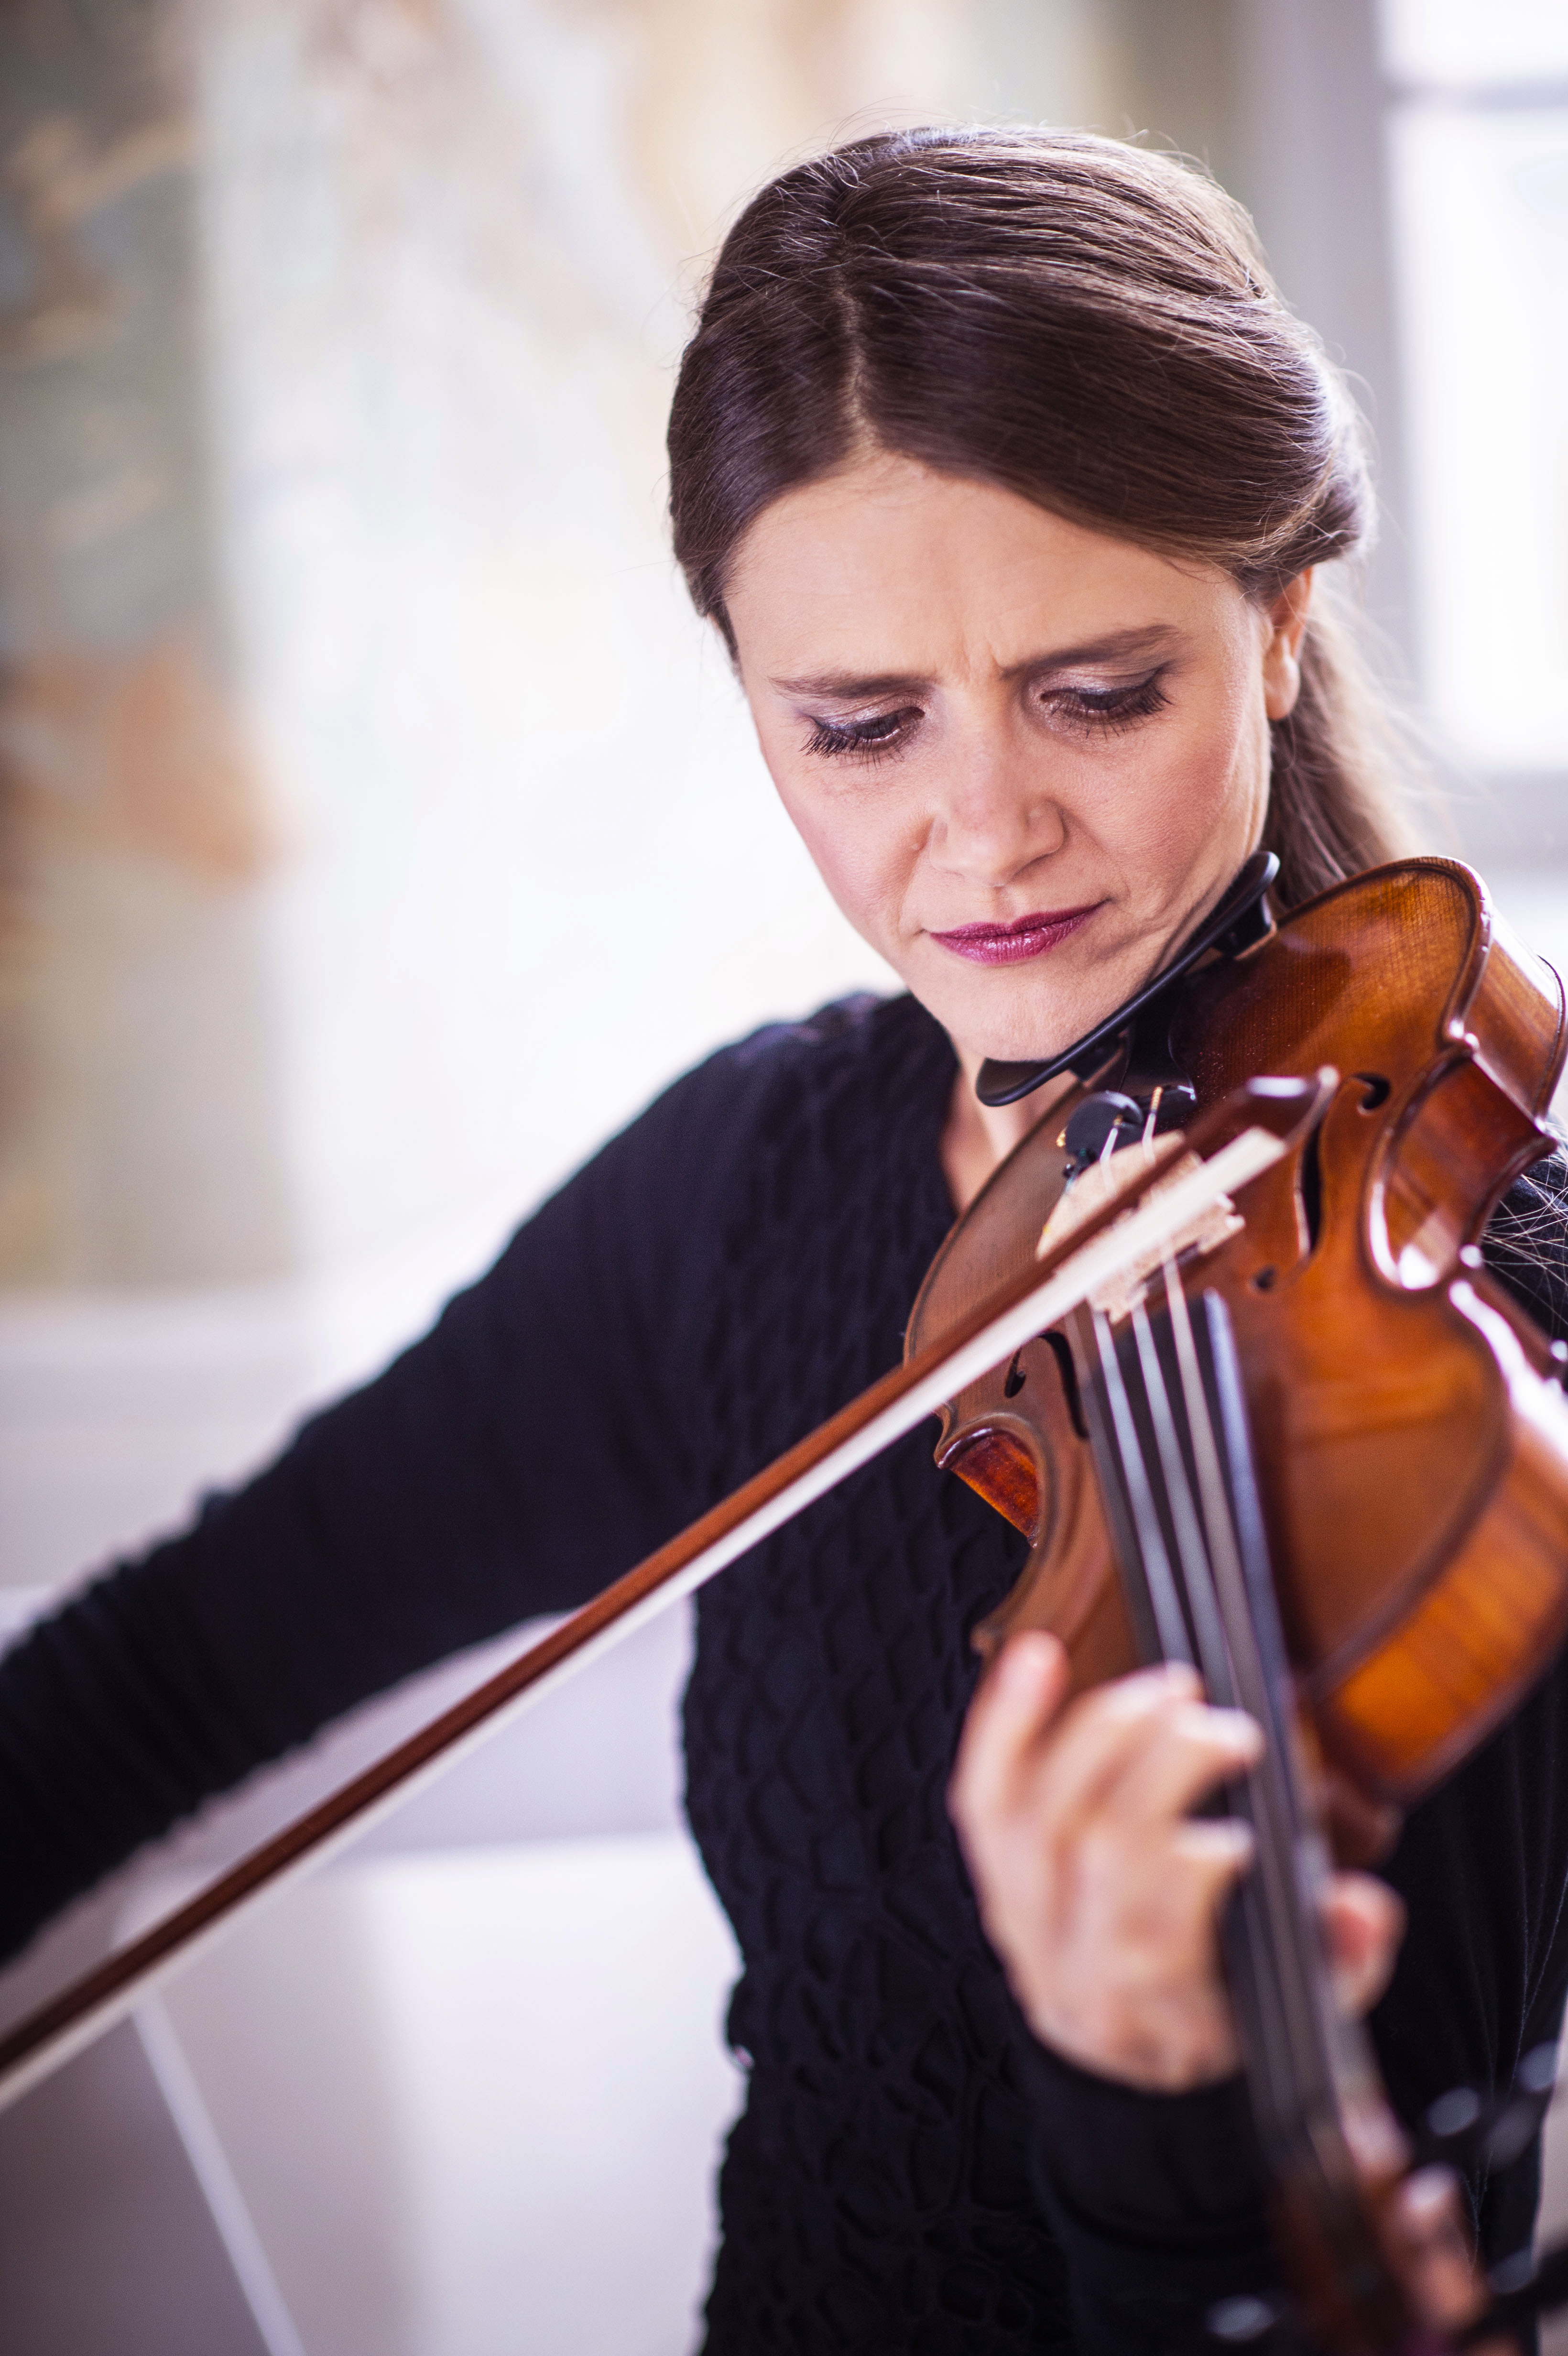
[940,1054,1074,1214]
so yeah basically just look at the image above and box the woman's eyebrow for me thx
[1008,623,1182,676]
[770,667,927,698]
[772,626,1182,699]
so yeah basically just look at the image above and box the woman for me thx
[3,128,1567,2353]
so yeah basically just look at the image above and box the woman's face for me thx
[726,454,1309,1070]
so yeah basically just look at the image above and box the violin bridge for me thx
[1036,1142,1244,1322]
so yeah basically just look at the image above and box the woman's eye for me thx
[1044,673,1170,734]
[803,707,921,765]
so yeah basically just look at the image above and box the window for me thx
[1381,0,1568,775]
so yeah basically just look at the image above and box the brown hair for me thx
[667,126,1415,908]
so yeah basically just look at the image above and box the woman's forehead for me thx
[727,462,1238,678]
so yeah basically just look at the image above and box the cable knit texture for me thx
[0,994,1566,2355]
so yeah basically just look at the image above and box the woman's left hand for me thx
[948,1629,1405,2090]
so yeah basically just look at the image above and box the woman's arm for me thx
[949,1635,1280,2346]
[0,1035,774,1962]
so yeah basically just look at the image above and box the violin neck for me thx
[1079,1277,1405,2336]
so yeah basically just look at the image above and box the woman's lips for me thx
[929,905,1100,967]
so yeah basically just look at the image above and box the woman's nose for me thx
[928,744,1067,888]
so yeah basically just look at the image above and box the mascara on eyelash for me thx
[1045,676,1170,730]
[805,676,1169,760]
[804,711,915,761]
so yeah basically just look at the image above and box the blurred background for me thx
[0,0,1565,2349]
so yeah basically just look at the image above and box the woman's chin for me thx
[912,957,1122,1072]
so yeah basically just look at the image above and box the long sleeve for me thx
[1017,2035,1274,2352]
[0,1036,772,1961]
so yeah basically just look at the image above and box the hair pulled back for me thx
[668,126,1412,908]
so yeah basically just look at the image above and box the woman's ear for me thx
[1262,571,1314,722]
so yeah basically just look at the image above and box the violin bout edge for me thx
[1313,1274,1568,1804]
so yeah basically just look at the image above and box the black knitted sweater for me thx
[3,991,1568,2355]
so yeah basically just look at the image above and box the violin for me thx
[916,849,1568,1804]
[911,851,1568,2349]
[2,853,1567,2350]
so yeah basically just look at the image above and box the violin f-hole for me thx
[1001,1336,1084,1426]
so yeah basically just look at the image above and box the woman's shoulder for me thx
[719,987,940,1085]
[599,988,947,1180]
[1480,1144,1568,1342]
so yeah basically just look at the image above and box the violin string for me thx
[1088,1304,1194,1668]
[1128,1297,1234,1702]
[1126,1267,1323,2156]
[1091,1266,1319,2155]
[1154,1257,1340,2156]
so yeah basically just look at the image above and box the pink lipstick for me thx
[930,905,1100,967]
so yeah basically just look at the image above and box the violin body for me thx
[909,859,1568,1812]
